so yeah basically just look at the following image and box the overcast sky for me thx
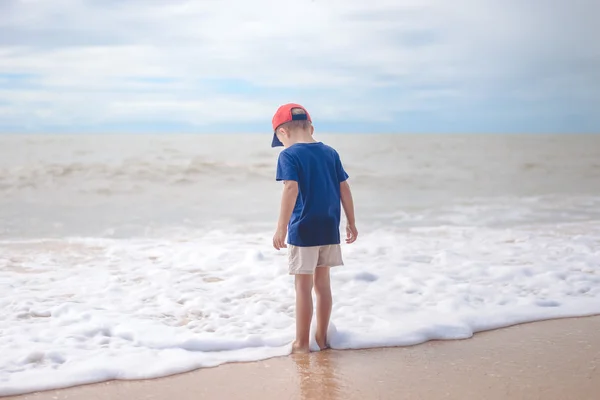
[0,0,598,133]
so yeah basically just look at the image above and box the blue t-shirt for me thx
[276,142,349,247]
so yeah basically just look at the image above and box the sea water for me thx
[1,134,599,395]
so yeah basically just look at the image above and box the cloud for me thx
[0,0,599,133]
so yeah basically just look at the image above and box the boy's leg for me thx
[314,266,332,350]
[313,244,344,350]
[288,245,319,354]
[293,274,313,354]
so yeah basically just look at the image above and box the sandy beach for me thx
[5,316,599,400]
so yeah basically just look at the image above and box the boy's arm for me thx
[340,180,358,243]
[273,180,299,250]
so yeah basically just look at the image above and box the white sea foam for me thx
[2,221,600,396]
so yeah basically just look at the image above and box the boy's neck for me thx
[290,132,317,146]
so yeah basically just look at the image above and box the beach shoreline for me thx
[4,315,599,400]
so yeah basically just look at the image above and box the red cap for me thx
[271,103,312,147]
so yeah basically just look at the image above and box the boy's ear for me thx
[310,125,315,135]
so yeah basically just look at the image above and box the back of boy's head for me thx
[278,108,312,133]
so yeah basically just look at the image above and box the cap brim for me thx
[271,133,283,147]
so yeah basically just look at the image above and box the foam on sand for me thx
[1,221,600,396]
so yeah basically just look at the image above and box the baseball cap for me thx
[271,103,312,147]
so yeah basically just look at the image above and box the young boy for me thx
[270,103,358,354]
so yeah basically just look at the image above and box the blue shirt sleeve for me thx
[335,151,349,182]
[276,151,299,181]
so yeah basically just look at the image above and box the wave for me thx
[0,158,277,189]
[1,222,600,395]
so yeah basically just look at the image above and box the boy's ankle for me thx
[293,338,309,347]
[315,333,328,350]
[292,340,310,354]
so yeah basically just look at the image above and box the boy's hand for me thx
[346,224,358,244]
[273,228,287,250]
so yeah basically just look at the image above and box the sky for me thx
[0,0,599,134]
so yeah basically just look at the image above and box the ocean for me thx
[1,134,600,395]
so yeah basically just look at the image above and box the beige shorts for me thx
[288,244,344,275]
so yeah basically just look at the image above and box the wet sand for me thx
[5,316,600,400]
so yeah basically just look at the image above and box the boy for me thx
[270,103,358,354]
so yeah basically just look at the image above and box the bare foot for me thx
[292,341,310,354]
[315,334,329,351]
